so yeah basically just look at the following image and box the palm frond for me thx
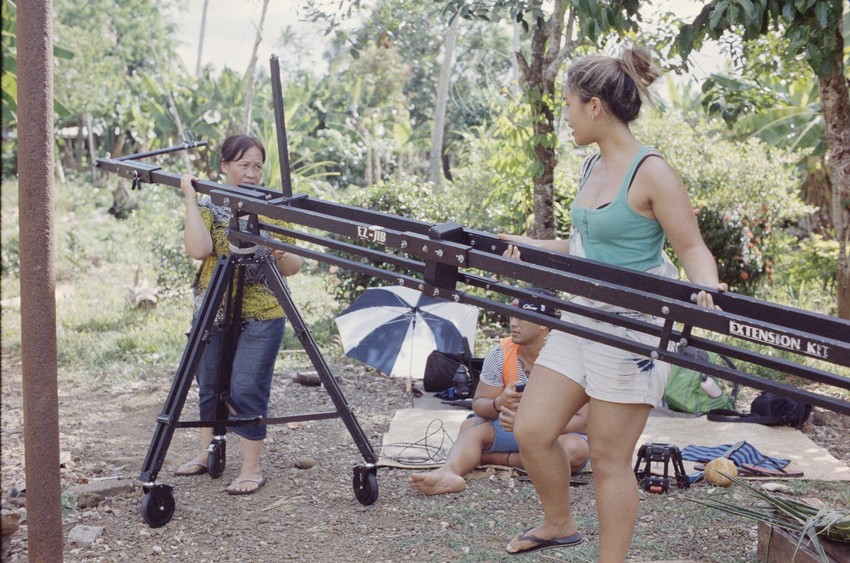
[685,472,850,563]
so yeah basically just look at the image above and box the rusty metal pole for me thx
[17,0,64,560]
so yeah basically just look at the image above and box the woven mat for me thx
[378,405,850,480]
[640,415,849,481]
[377,408,469,469]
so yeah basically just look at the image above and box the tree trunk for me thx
[514,0,572,239]
[522,20,557,239]
[110,130,126,159]
[75,116,84,171]
[195,0,209,76]
[364,145,373,185]
[817,25,850,319]
[510,21,521,96]
[86,114,97,185]
[428,15,460,188]
[242,0,270,134]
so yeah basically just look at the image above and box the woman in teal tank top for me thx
[500,47,727,560]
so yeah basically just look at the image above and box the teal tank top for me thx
[570,146,665,271]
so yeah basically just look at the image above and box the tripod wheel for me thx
[140,484,175,528]
[207,440,226,478]
[352,466,378,506]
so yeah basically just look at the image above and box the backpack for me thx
[707,391,812,429]
[663,348,737,415]
[423,338,483,394]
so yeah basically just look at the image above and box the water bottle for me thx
[452,365,473,399]
[700,374,723,398]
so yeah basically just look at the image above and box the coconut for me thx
[705,457,738,487]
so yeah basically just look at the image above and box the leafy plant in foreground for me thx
[687,473,850,562]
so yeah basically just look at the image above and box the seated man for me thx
[409,291,589,496]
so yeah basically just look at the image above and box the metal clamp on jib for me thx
[97,159,161,189]
[227,241,261,255]
[398,233,470,268]
[396,278,464,302]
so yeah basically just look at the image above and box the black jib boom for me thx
[96,149,850,415]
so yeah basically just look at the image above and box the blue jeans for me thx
[196,317,285,441]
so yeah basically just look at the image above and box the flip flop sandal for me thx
[738,463,803,478]
[507,529,583,555]
[174,461,208,476]
[226,475,267,495]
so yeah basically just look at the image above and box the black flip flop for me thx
[507,529,583,555]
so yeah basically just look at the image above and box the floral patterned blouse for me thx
[192,201,296,323]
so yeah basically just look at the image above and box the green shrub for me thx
[761,233,839,316]
[635,111,810,295]
[698,207,770,294]
[326,178,465,303]
[127,187,196,299]
[1,234,19,278]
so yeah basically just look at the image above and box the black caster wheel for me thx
[140,484,175,528]
[352,466,378,506]
[207,439,226,478]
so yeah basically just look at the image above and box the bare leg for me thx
[506,368,588,553]
[480,450,520,468]
[227,437,264,493]
[481,435,587,472]
[557,433,590,474]
[409,417,495,495]
[587,398,651,563]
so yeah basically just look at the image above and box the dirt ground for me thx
[2,351,849,562]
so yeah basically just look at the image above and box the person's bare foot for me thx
[408,469,466,495]
[175,456,208,476]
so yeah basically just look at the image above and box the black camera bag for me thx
[707,391,812,429]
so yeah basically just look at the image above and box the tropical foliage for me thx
[1,0,845,317]
[676,0,850,317]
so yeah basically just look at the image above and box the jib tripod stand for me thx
[137,233,378,528]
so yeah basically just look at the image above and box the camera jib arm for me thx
[94,55,850,529]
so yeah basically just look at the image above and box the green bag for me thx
[663,349,736,415]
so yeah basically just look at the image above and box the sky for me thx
[170,0,724,80]
[170,1,340,77]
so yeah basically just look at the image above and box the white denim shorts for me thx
[535,309,670,407]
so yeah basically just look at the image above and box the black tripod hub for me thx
[633,442,690,494]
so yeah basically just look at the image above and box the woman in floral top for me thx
[175,134,302,495]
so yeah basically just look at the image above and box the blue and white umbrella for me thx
[334,286,478,380]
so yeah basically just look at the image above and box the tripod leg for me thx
[138,255,237,485]
[260,257,378,464]
[203,263,247,478]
